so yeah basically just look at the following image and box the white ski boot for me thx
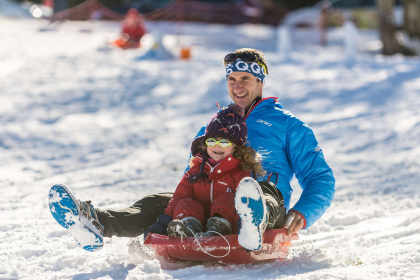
[48,184,104,252]
[235,177,268,250]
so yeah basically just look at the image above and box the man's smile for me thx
[234,92,248,98]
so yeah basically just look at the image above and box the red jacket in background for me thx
[163,153,251,228]
[121,23,147,43]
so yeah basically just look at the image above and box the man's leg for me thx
[96,193,173,238]
[258,181,286,230]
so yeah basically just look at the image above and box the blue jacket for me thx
[188,97,335,229]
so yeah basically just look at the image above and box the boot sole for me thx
[48,184,103,252]
[235,177,267,250]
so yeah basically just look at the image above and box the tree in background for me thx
[403,0,420,40]
[376,0,417,55]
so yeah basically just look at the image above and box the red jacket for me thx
[122,23,147,43]
[164,153,251,218]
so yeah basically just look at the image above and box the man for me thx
[178,48,335,250]
[48,48,335,252]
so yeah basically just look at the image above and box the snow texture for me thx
[67,216,100,249]
[1,17,420,280]
[344,20,357,66]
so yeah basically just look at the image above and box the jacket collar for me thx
[193,153,242,174]
[244,97,282,120]
[245,96,262,116]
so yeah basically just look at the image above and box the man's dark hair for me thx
[233,48,268,75]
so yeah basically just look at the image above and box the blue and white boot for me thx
[235,177,268,251]
[48,184,104,252]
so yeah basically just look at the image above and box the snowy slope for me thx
[0,18,419,280]
[0,0,32,18]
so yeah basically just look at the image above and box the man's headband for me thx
[225,59,267,84]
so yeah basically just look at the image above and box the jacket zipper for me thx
[210,178,214,202]
[244,97,278,121]
[209,164,221,203]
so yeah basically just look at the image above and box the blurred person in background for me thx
[114,8,147,49]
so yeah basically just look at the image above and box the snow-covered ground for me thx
[1,17,420,280]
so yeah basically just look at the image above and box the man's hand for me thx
[282,212,304,236]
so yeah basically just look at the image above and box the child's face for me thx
[206,137,234,161]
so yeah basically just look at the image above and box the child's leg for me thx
[167,198,205,237]
[210,192,237,233]
[96,193,173,238]
[172,198,206,225]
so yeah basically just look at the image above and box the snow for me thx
[1,16,420,280]
[277,26,292,57]
[344,20,357,66]
[0,0,32,18]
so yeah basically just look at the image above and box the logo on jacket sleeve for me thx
[314,146,322,152]
[218,181,228,186]
[256,119,272,127]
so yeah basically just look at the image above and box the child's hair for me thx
[190,142,265,179]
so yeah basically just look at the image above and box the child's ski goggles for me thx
[223,53,268,74]
[205,138,233,148]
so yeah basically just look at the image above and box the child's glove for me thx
[144,214,173,240]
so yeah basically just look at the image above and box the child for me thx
[143,104,265,238]
[114,8,148,49]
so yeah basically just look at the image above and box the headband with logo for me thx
[225,59,267,84]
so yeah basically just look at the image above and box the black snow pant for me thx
[96,182,286,238]
[258,181,287,230]
[96,193,173,238]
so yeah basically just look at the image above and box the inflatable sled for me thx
[144,228,298,264]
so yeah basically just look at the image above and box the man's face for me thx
[227,72,263,109]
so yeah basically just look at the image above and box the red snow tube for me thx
[144,228,298,264]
